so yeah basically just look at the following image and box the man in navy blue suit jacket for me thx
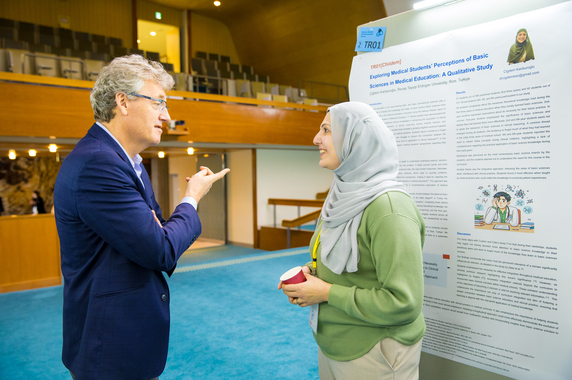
[54,55,229,380]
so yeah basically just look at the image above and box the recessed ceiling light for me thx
[214,1,221,6]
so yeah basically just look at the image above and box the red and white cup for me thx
[280,266,307,285]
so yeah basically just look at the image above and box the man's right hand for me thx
[184,166,230,203]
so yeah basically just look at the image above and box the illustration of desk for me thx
[474,223,534,233]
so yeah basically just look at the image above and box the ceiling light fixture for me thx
[9,150,16,160]
[214,1,221,7]
[49,144,58,153]
[158,151,165,158]
[29,149,37,157]
[413,0,459,11]
[187,147,194,155]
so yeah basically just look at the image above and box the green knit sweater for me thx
[309,191,426,361]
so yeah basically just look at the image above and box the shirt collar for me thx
[95,122,142,169]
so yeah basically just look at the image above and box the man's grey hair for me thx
[90,55,175,122]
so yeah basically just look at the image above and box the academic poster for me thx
[349,3,572,379]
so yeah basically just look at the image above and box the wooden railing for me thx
[267,198,323,248]
[281,209,321,228]
[0,72,330,112]
[0,72,328,147]
[316,189,329,199]
[267,198,324,227]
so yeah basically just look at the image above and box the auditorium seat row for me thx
[0,47,315,106]
[0,18,164,66]
[0,47,173,80]
[0,17,317,105]
[191,57,267,82]
[172,71,313,104]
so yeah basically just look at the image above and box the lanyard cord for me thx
[312,230,321,270]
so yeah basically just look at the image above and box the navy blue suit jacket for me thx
[54,124,201,380]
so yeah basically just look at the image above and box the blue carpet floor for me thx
[0,246,318,380]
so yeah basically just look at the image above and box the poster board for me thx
[349,1,571,379]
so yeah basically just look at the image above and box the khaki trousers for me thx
[318,338,423,380]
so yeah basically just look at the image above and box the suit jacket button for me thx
[161,294,168,302]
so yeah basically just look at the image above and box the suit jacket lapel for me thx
[140,165,154,205]
[87,124,151,207]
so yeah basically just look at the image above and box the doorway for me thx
[195,153,227,244]
[137,19,180,72]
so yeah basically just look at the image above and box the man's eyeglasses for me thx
[129,93,168,112]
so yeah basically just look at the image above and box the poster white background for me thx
[349,3,571,379]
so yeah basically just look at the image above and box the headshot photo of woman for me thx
[279,102,426,380]
[507,28,535,64]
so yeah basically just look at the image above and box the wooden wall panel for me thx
[137,0,182,27]
[0,78,324,146]
[0,214,61,293]
[189,13,240,64]
[166,99,322,146]
[0,0,133,48]
[193,0,387,88]
[0,82,94,139]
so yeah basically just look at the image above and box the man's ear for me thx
[115,92,129,116]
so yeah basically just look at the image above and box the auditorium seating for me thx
[0,17,173,82]
[0,18,319,106]
[189,50,319,105]
[191,50,316,104]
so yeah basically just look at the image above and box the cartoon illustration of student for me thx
[484,191,520,227]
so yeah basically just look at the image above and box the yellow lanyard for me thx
[312,229,321,270]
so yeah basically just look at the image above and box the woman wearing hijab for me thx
[507,28,535,64]
[279,102,425,379]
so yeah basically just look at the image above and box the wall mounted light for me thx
[203,154,209,158]
[158,151,165,158]
[214,1,221,7]
[150,31,156,37]
[8,150,16,160]
[187,147,194,155]
[49,144,58,153]
[29,149,37,157]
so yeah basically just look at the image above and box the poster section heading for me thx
[369,54,497,89]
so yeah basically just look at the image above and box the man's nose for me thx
[160,109,171,122]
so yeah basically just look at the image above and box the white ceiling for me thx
[383,0,418,16]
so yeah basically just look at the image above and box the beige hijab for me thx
[320,102,408,274]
